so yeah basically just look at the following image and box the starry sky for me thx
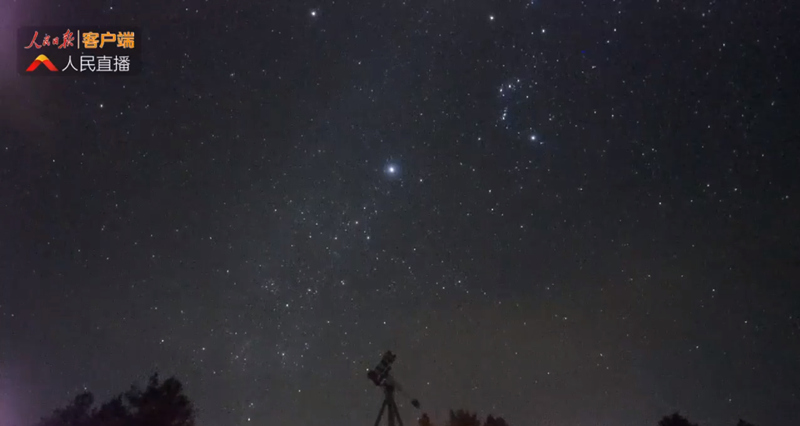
[1,1,799,426]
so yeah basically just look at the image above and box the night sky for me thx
[1,1,799,426]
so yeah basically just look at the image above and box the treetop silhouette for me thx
[35,373,194,426]
[417,409,510,426]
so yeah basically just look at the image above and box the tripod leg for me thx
[373,400,388,426]
[390,398,404,426]
[386,398,396,426]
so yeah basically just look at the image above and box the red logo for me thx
[26,54,58,72]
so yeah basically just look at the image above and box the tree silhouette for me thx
[87,396,129,426]
[658,412,698,426]
[447,409,481,426]
[34,373,194,426]
[736,420,757,426]
[418,410,510,426]
[36,392,94,426]
[419,413,433,426]
[126,374,194,426]
[484,414,510,426]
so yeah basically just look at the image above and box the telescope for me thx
[367,351,397,386]
[367,351,420,426]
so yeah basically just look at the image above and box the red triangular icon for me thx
[26,54,58,72]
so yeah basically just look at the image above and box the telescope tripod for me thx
[373,385,405,426]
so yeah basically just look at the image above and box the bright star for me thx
[310,10,317,17]
[384,163,400,178]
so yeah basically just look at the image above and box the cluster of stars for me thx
[497,78,543,145]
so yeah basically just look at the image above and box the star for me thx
[384,163,399,177]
